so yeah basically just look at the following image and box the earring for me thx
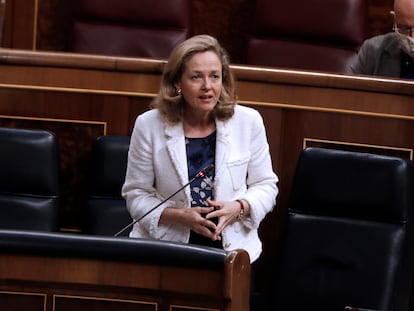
[176,88,182,95]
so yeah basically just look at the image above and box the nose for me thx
[201,77,211,89]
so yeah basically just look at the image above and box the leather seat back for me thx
[273,147,414,311]
[0,127,61,231]
[246,0,368,73]
[70,0,191,58]
[83,135,132,236]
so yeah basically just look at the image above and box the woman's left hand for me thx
[205,199,241,240]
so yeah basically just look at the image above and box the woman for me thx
[122,34,278,263]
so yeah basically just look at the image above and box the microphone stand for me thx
[114,164,214,237]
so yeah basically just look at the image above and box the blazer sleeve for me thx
[121,112,175,239]
[232,106,279,229]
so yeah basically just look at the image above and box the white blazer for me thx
[122,104,279,262]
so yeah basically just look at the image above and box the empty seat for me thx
[0,127,61,231]
[245,0,368,73]
[83,135,132,236]
[69,0,191,58]
[270,147,414,311]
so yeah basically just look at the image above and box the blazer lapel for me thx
[215,119,230,178]
[164,119,230,202]
[165,122,189,187]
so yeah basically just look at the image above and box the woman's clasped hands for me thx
[177,199,242,241]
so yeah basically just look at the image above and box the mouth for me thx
[199,95,214,100]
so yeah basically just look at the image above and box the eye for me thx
[212,74,221,80]
[396,24,413,36]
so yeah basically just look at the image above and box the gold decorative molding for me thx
[0,81,413,122]
[53,294,158,311]
[239,99,414,121]
[0,290,47,311]
[0,82,155,98]
[0,114,107,132]
[170,305,220,311]
[303,138,413,160]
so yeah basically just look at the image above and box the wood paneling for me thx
[2,0,37,49]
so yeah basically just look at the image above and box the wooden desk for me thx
[0,48,413,303]
[0,230,250,311]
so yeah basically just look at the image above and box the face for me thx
[393,0,414,58]
[394,0,414,37]
[176,51,222,116]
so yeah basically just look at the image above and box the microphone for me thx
[114,163,215,237]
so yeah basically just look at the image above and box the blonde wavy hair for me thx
[151,34,237,124]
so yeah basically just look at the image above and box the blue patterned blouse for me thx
[186,131,222,248]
